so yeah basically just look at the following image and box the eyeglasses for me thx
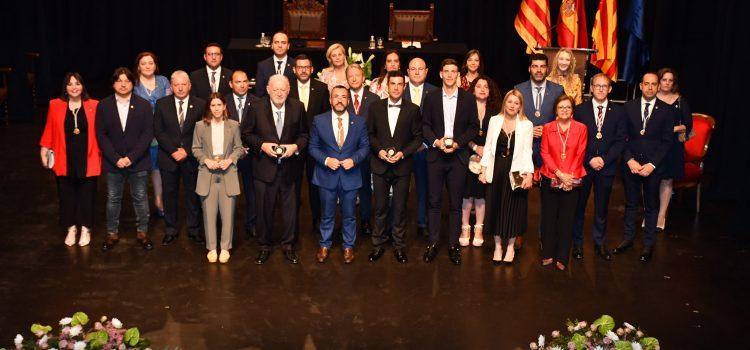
[557,106,573,110]
[592,84,610,90]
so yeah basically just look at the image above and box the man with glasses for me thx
[255,32,296,98]
[190,42,233,100]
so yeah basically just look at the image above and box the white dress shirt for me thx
[325,110,350,165]
[387,98,402,137]
[273,55,288,75]
[593,99,608,129]
[174,95,190,124]
[211,120,224,157]
[532,80,547,111]
[206,66,222,93]
[115,94,131,131]
[271,102,286,137]
[441,88,458,139]
[640,97,656,125]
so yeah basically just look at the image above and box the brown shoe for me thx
[316,246,329,263]
[136,231,154,251]
[343,248,355,264]
[102,233,119,251]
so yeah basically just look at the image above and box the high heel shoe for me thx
[503,244,515,264]
[492,246,503,265]
[78,226,91,247]
[542,258,554,266]
[556,262,566,271]
[472,224,484,247]
[459,225,471,247]
[64,226,77,246]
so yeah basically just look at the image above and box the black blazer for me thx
[575,100,627,176]
[289,78,331,129]
[255,56,296,97]
[421,88,479,164]
[153,95,206,172]
[95,94,154,172]
[189,67,233,100]
[402,82,438,109]
[241,97,309,183]
[367,99,423,176]
[623,98,674,171]
[225,93,261,133]
[346,88,379,121]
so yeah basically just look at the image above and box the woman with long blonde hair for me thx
[547,49,583,105]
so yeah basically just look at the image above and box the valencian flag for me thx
[515,0,552,53]
[590,0,618,80]
[556,0,589,48]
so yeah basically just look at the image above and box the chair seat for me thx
[676,162,702,187]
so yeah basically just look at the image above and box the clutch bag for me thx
[46,149,55,169]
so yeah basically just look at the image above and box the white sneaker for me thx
[207,250,218,263]
[78,226,91,246]
[65,226,77,246]
[219,250,230,263]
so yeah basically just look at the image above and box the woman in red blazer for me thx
[39,73,101,247]
[539,94,587,270]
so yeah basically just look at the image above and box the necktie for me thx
[597,105,604,124]
[276,61,283,74]
[337,117,344,148]
[275,111,283,138]
[237,96,244,122]
[643,102,651,129]
[178,100,185,130]
[413,86,422,106]
[300,85,309,111]
[353,93,360,115]
[535,87,543,112]
[210,71,217,92]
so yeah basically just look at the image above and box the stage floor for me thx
[0,121,745,349]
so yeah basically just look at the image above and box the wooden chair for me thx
[283,0,328,40]
[674,113,716,213]
[388,2,436,42]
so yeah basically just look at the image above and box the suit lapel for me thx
[391,103,407,140]
[324,112,338,148]
[223,122,232,156]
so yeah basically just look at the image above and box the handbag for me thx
[509,171,524,190]
[468,154,482,175]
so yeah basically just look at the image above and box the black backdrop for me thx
[2,0,749,203]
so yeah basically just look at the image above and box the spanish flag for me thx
[557,0,588,48]
[590,0,618,80]
[515,0,552,54]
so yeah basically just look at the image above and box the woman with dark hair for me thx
[132,51,172,218]
[192,93,244,263]
[369,50,406,99]
[40,73,101,246]
[460,75,501,247]
[655,67,692,232]
[460,49,483,90]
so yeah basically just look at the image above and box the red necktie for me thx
[354,93,361,115]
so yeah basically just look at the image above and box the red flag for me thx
[515,0,552,53]
[557,0,589,48]
[590,0,618,80]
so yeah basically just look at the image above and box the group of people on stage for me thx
[39,31,693,269]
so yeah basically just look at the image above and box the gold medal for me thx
[73,128,80,135]
[534,111,541,118]
[478,130,483,136]
[640,129,645,136]
[213,155,224,161]
[596,132,602,139]
[561,153,567,160]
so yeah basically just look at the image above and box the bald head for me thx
[407,57,428,85]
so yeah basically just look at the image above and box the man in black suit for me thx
[242,74,308,265]
[225,70,261,239]
[614,72,674,262]
[189,42,233,100]
[571,73,626,261]
[421,59,479,265]
[403,57,437,238]
[366,71,422,263]
[154,71,206,246]
[346,64,379,236]
[96,67,154,251]
[255,32,296,98]
[288,54,330,231]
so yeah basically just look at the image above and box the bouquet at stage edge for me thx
[529,315,660,350]
[10,311,151,350]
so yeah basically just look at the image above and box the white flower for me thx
[551,330,561,338]
[606,330,620,341]
[551,347,563,350]
[74,341,87,350]
[529,342,539,349]
[624,322,635,330]
[14,334,23,346]
[69,325,83,337]
[100,316,108,323]
[631,342,643,350]
[111,318,123,329]
[60,317,73,326]
[594,347,604,350]
[538,335,545,347]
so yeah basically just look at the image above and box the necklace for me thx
[557,121,570,160]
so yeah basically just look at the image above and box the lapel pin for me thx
[350,121,354,125]
[189,105,193,109]
[655,106,659,110]
[130,105,134,109]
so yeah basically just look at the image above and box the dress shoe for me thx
[78,226,91,247]
[556,261,566,271]
[459,225,471,247]
[595,244,612,260]
[136,232,153,250]
[162,234,177,246]
[423,243,438,263]
[514,236,524,251]
[219,250,230,263]
[492,246,503,265]
[190,234,206,245]
[343,248,355,264]
[101,234,119,251]
[448,245,462,265]
[640,246,654,262]
[245,227,256,239]
[394,249,408,263]
[255,250,271,265]
[207,250,218,263]
[316,246,329,263]
[360,222,372,236]
[503,244,516,265]
[368,247,385,262]
[572,246,584,260]
[65,226,77,246]
[612,240,634,254]
[417,226,428,238]
[284,249,300,264]
[655,226,665,233]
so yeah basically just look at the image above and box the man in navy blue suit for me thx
[308,85,370,264]
[255,32,296,98]
[572,73,627,261]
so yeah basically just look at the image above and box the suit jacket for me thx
[308,111,370,191]
[402,82,438,109]
[241,97,309,183]
[255,56,296,97]
[192,119,244,197]
[153,95,206,172]
[421,88,479,164]
[225,92,261,133]
[189,66,233,100]
[346,88,379,121]
[289,78,330,129]
[515,79,565,166]
[367,98,422,176]
[575,100,627,176]
[95,94,153,172]
[623,98,674,171]
[480,115,535,183]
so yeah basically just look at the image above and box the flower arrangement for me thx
[316,47,375,87]
[9,312,151,350]
[530,315,660,350]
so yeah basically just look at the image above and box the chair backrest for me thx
[283,0,328,40]
[389,2,435,42]
[684,113,716,162]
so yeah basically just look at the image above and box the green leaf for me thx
[125,327,141,346]
[640,337,660,350]
[71,312,89,326]
[570,333,587,350]
[592,315,616,336]
[30,323,52,335]
[615,340,633,350]
[86,330,109,349]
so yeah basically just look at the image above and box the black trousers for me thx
[255,176,297,250]
[56,176,97,228]
[372,169,411,249]
[540,178,580,265]
[303,154,321,224]
[237,157,257,230]
[161,160,201,237]
[622,169,661,248]
[573,172,615,247]
[427,155,467,246]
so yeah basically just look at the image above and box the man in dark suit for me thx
[571,73,626,261]
[346,64,379,236]
[403,57,437,238]
[421,59,479,265]
[614,72,674,262]
[242,74,308,265]
[96,67,154,251]
[153,71,206,246]
[225,70,261,239]
[288,54,330,231]
[308,85,370,264]
[255,32,296,98]
[189,42,233,100]
[366,71,422,263]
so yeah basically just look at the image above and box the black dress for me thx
[64,107,88,178]
[464,108,494,199]
[660,96,692,180]
[484,131,528,239]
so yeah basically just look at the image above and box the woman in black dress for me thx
[479,89,535,264]
[460,76,501,247]
[656,68,692,232]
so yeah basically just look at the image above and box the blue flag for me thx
[622,0,650,84]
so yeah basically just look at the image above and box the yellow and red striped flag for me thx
[557,0,588,48]
[590,0,618,80]
[515,0,552,54]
